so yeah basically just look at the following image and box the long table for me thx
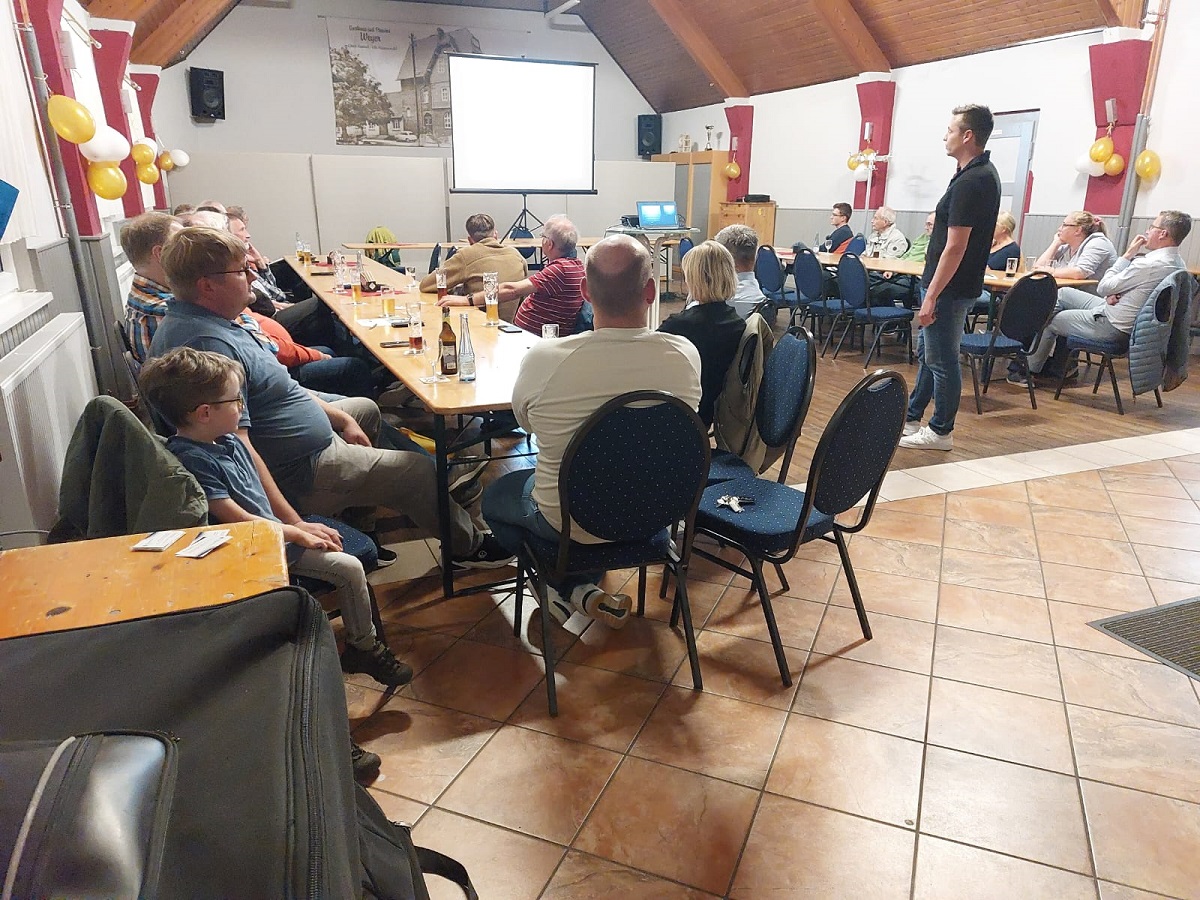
[289,255,537,597]
[342,237,607,252]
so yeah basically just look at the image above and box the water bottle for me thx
[457,313,476,382]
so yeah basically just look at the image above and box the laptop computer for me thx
[636,201,682,231]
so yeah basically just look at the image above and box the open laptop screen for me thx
[636,201,679,228]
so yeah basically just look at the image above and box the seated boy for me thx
[139,347,411,690]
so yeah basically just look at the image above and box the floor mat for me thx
[1090,597,1200,682]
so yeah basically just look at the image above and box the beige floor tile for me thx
[945,494,1035,528]
[812,605,936,675]
[541,851,717,899]
[845,534,943,581]
[1032,504,1128,541]
[704,583,826,650]
[927,677,1074,773]
[574,757,758,896]
[1010,449,1103,477]
[881,492,949,516]
[829,567,940,622]
[672,630,802,708]
[937,583,1053,643]
[940,547,1045,597]
[1097,881,1180,900]
[907,462,1002,491]
[681,540,739,587]
[1146,577,1200,605]
[1060,443,1154,468]
[1027,476,1114,511]
[1057,647,1200,728]
[880,469,948,501]
[377,577,504,636]
[1102,437,1187,462]
[411,808,564,900]
[1121,515,1200,553]
[631,686,788,788]
[1134,543,1200,583]
[919,746,1092,874]
[1166,457,1200,481]
[353,696,498,804]
[462,592,582,658]
[1082,780,1200,898]
[1180,479,1200,502]
[1037,532,1143,575]
[1100,470,1190,499]
[1109,490,1200,523]
[1156,431,1200,454]
[768,713,923,827]
[406,637,545,721]
[437,725,620,844]
[730,793,914,899]
[958,455,1056,484]
[795,652,930,740]
[627,570,728,627]
[955,481,1031,502]
[1102,458,1176,476]
[509,661,667,752]
[934,625,1062,700]
[562,613,690,683]
[943,518,1040,560]
[1069,704,1200,803]
[1047,600,1151,660]
[773,555,843,602]
[913,835,1097,900]
[1042,562,1155,611]
[367,538,440,584]
[858,506,947,545]
[368,788,428,827]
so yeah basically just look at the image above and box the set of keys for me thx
[716,495,756,514]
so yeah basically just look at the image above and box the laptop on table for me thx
[636,201,684,232]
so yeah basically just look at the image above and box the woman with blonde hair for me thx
[658,240,745,426]
[987,211,1021,271]
[1033,210,1117,282]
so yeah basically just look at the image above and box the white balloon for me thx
[1086,159,1106,177]
[170,148,190,168]
[1074,154,1094,175]
[134,137,158,157]
[853,163,870,182]
[79,125,130,163]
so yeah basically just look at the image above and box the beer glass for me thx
[483,272,499,325]
[406,303,424,355]
[435,269,447,301]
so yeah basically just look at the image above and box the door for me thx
[988,111,1038,242]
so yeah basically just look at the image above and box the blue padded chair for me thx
[831,253,914,366]
[428,243,441,273]
[708,326,816,487]
[511,225,542,271]
[499,391,709,715]
[790,245,824,329]
[845,233,867,256]
[693,370,907,685]
[445,245,457,261]
[755,245,795,306]
[959,271,1057,414]
[678,236,694,260]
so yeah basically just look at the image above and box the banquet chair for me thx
[830,253,914,366]
[755,245,795,306]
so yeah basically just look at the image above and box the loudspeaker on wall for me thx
[188,68,225,121]
[637,114,662,158]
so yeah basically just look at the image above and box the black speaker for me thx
[637,114,662,158]
[188,67,225,121]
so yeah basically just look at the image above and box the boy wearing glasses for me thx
[139,347,412,693]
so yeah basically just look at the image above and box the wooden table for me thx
[342,237,606,252]
[289,255,537,596]
[0,521,288,640]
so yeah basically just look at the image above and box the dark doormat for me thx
[1090,597,1200,682]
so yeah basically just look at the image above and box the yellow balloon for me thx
[1103,152,1125,177]
[723,160,741,180]
[87,162,127,200]
[46,94,96,144]
[847,153,862,171]
[158,151,174,172]
[1089,136,1114,163]
[131,142,155,165]
[136,162,160,185]
[1134,149,1162,180]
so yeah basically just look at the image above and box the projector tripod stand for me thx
[501,195,544,242]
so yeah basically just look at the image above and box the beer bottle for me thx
[457,313,476,382]
[439,308,458,376]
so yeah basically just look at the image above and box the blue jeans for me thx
[906,292,976,436]
[292,347,375,398]
[482,471,602,596]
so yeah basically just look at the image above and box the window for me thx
[440,86,449,104]
[436,57,446,74]
[443,112,452,129]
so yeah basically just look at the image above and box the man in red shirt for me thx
[477,215,585,336]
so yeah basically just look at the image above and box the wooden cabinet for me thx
[717,201,777,247]
[650,150,729,242]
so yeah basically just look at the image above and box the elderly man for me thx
[481,234,702,627]
[1020,210,1192,381]
[122,212,183,362]
[871,212,934,308]
[864,206,908,259]
[714,223,765,319]
[422,214,528,317]
[150,227,512,569]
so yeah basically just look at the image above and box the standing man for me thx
[422,213,528,318]
[900,104,1001,451]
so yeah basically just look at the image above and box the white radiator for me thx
[0,313,98,535]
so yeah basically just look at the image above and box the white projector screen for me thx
[448,54,596,194]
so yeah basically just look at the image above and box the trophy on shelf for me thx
[704,125,714,151]
[678,133,691,153]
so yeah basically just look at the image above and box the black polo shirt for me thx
[922,150,1001,298]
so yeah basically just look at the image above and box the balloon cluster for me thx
[1075,130,1162,182]
[846,147,876,182]
[45,94,189,200]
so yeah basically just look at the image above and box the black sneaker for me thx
[368,533,398,568]
[341,640,414,688]
[351,741,380,784]
[1006,372,1029,388]
[453,532,515,569]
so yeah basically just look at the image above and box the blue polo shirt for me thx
[150,300,333,499]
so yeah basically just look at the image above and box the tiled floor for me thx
[352,430,1200,899]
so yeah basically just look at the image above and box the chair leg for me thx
[637,566,647,617]
[1021,354,1037,410]
[1092,359,1105,394]
[513,563,526,638]
[529,572,559,716]
[748,556,792,687]
[1106,357,1125,415]
[774,561,790,593]
[673,568,704,691]
[1155,387,1163,408]
[832,319,853,359]
[981,352,995,396]
[864,327,884,369]
[833,531,872,641]
[820,318,840,357]
[1053,350,1073,401]
[367,583,385,639]
[967,354,982,414]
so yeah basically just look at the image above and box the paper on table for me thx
[132,530,186,551]
[176,529,231,559]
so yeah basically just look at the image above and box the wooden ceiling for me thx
[81,0,240,68]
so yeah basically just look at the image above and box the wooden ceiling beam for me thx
[648,0,749,98]
[129,0,238,67]
[811,0,891,73]
[1098,0,1137,28]
[83,0,162,19]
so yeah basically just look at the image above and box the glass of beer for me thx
[435,269,447,301]
[1005,256,1019,276]
[380,285,396,318]
[350,281,362,304]
[483,272,499,325]
[406,303,424,355]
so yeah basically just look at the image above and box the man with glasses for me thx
[1023,210,1192,379]
[819,203,854,252]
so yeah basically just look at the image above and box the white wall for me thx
[153,0,652,163]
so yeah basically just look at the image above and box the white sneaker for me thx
[541,585,574,625]
[898,425,953,451]
[572,584,633,630]
[903,420,922,437]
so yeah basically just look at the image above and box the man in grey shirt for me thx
[715,223,765,319]
[1025,210,1191,376]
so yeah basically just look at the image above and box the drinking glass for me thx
[334,259,350,295]
[1025,256,1038,272]
[420,332,447,383]
[404,266,418,293]
[1005,256,1019,276]
[541,323,559,339]
[405,303,424,355]
[380,285,396,318]
[483,272,499,325]
[435,269,448,301]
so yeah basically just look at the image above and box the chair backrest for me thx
[755,245,785,293]
[755,326,817,482]
[836,253,869,311]
[792,247,823,301]
[678,237,694,259]
[445,245,458,261]
[558,391,709,559]
[114,320,134,355]
[428,244,441,273]
[805,370,906,520]
[511,226,537,260]
[995,271,1058,348]
[846,234,867,256]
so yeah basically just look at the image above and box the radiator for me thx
[0,313,98,536]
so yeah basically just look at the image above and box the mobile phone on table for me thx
[379,340,409,348]
[497,323,523,333]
